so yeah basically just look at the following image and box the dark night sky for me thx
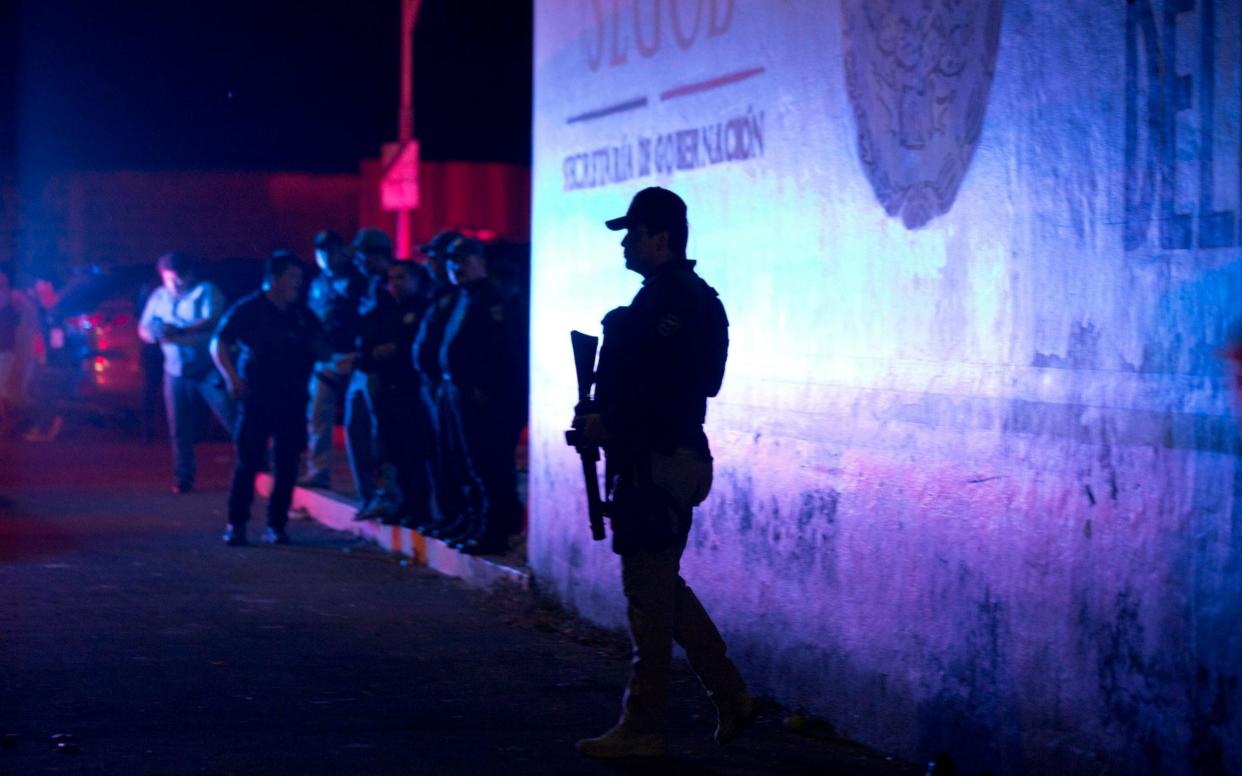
[11,0,531,177]
[1,2,15,176]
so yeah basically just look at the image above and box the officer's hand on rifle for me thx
[573,413,609,446]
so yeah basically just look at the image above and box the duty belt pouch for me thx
[608,456,684,557]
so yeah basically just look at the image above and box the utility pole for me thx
[396,0,421,259]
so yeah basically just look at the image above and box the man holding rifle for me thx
[572,187,758,759]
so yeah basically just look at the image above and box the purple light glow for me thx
[530,1,1242,773]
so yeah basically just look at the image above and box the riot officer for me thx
[411,230,466,537]
[573,187,757,758]
[345,228,401,519]
[354,259,435,527]
[434,235,525,555]
[301,229,366,489]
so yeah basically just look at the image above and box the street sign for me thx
[381,140,420,211]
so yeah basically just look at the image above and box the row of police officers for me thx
[310,227,525,555]
[178,227,526,553]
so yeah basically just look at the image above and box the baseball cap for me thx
[605,187,687,232]
[419,230,464,258]
[443,235,485,261]
[314,230,343,250]
[352,227,393,253]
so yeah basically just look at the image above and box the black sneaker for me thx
[222,526,247,546]
[430,517,469,542]
[399,516,435,532]
[379,511,406,526]
[262,527,290,545]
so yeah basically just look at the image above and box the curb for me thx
[255,474,531,591]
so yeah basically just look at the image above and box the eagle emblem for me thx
[841,0,1003,229]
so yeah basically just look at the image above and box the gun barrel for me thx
[581,455,606,541]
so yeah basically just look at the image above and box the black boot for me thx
[458,532,508,556]
[426,514,467,540]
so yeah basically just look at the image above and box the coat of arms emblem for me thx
[841,0,1003,229]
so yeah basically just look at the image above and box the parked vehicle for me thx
[46,258,265,421]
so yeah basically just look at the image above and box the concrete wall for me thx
[528,1,1242,772]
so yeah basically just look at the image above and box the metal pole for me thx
[397,0,421,259]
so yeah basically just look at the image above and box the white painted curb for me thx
[256,473,531,591]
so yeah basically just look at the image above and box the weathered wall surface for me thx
[529,1,1242,773]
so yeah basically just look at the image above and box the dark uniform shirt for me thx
[307,268,367,354]
[214,291,328,405]
[413,283,460,386]
[357,295,428,391]
[440,277,526,420]
[358,274,393,318]
[596,259,728,457]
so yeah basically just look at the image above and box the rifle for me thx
[565,330,607,541]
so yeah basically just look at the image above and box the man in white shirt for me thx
[138,252,234,493]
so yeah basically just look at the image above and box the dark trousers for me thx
[614,449,745,733]
[458,390,524,539]
[436,380,522,540]
[305,364,348,480]
[227,400,305,529]
[345,370,397,506]
[620,542,746,732]
[426,378,466,527]
[375,383,432,524]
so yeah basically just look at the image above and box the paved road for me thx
[0,435,918,775]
